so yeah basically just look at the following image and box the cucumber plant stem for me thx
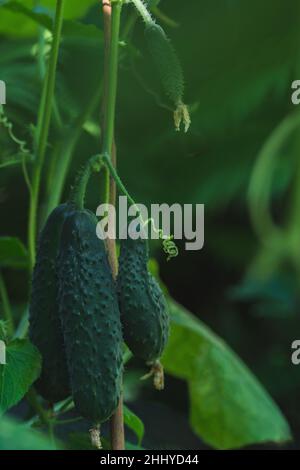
[69,155,103,209]
[103,153,137,209]
[70,165,93,210]
[36,23,62,131]
[26,388,49,427]
[28,0,65,270]
[102,0,112,206]
[102,0,123,156]
[101,0,125,451]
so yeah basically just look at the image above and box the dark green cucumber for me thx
[29,203,73,402]
[117,234,169,364]
[57,210,123,423]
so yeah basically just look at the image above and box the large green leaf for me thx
[162,300,292,449]
[0,237,29,269]
[0,1,103,38]
[0,415,57,450]
[0,0,98,36]
[0,339,41,413]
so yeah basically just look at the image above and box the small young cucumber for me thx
[29,203,73,402]
[145,22,184,106]
[117,234,169,367]
[57,210,123,423]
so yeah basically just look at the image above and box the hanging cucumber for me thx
[145,22,184,107]
[117,232,169,389]
[57,209,123,423]
[29,203,74,402]
[130,0,190,132]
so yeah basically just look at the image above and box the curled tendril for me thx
[0,106,31,156]
[161,233,179,261]
[143,218,179,261]
[103,154,179,261]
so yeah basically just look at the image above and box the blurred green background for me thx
[1,0,300,450]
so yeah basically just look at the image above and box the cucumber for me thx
[145,22,184,106]
[57,210,123,423]
[29,203,73,402]
[117,234,169,365]
[144,21,190,132]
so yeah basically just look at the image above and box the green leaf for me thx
[0,237,29,269]
[0,1,103,39]
[162,299,292,449]
[67,432,97,450]
[0,0,98,37]
[0,339,41,413]
[0,320,9,341]
[123,404,145,446]
[0,415,57,450]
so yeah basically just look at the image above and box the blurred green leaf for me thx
[230,276,294,304]
[0,320,8,340]
[0,415,57,449]
[67,432,97,450]
[126,441,145,450]
[123,404,144,445]
[0,39,39,115]
[0,237,29,269]
[123,369,144,402]
[1,1,103,39]
[185,0,299,134]
[247,113,300,242]
[162,299,292,449]
[229,275,297,318]
[0,339,41,413]
[0,0,98,37]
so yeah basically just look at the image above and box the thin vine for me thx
[28,0,65,270]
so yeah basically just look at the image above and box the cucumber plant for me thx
[1,0,189,451]
[0,0,296,454]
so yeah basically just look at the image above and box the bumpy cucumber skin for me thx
[145,22,184,105]
[117,236,169,363]
[57,210,123,423]
[29,204,73,402]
